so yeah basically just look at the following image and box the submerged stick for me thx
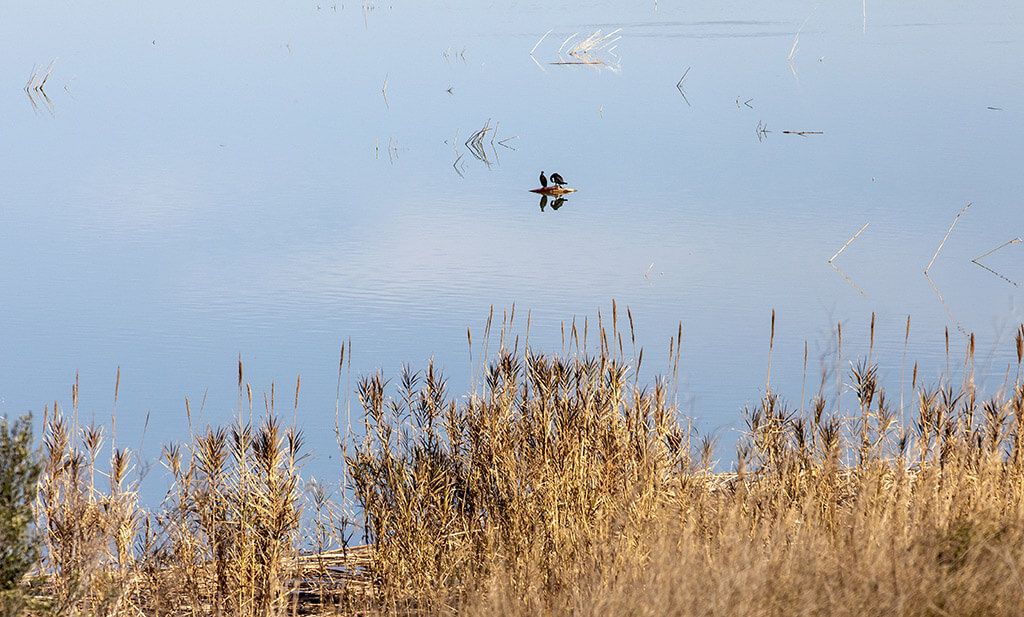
[924,272,967,337]
[973,260,1020,287]
[830,262,867,298]
[924,202,972,274]
[828,222,869,263]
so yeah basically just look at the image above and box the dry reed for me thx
[11,310,1024,616]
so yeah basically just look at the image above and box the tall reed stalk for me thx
[18,311,1024,615]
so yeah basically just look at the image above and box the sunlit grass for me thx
[7,311,1024,615]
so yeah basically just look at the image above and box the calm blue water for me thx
[2,0,1023,482]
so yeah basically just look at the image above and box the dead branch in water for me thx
[970,236,1022,287]
[24,59,58,114]
[550,60,605,65]
[676,66,691,106]
[530,29,553,56]
[830,261,868,297]
[755,121,770,142]
[828,223,869,264]
[972,260,1020,287]
[462,119,514,166]
[924,202,972,274]
[533,27,621,70]
[972,237,1022,264]
[464,119,494,166]
[571,28,621,57]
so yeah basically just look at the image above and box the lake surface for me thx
[2,0,1023,480]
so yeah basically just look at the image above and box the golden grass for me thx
[32,364,304,616]
[13,312,1024,615]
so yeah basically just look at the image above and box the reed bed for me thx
[4,311,1024,615]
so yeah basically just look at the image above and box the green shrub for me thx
[0,414,41,613]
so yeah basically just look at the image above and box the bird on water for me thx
[539,171,548,188]
[550,172,567,186]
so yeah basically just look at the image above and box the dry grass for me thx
[11,311,1024,615]
[30,362,305,616]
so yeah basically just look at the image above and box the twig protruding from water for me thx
[464,119,493,166]
[971,237,1022,287]
[676,66,691,106]
[755,120,770,142]
[924,202,972,274]
[537,28,621,69]
[828,223,869,264]
[972,237,1022,264]
[24,59,57,114]
[530,29,553,56]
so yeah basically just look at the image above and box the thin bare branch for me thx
[828,223,869,263]
[924,202,972,274]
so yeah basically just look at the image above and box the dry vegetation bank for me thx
[4,312,1024,615]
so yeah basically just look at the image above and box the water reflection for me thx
[829,262,867,299]
[23,60,58,115]
[972,261,1020,288]
[1,0,1023,488]
[538,195,568,212]
[971,238,1023,287]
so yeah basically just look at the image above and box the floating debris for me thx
[530,27,622,70]
[530,186,577,196]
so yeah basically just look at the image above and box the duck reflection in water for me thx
[538,195,568,212]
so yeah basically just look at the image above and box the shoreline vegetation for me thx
[4,310,1024,615]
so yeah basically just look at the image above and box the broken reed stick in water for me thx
[546,28,621,66]
[924,202,972,274]
[530,29,553,56]
[676,67,692,106]
[557,32,578,55]
[972,237,1022,264]
[830,262,868,298]
[828,222,869,263]
[970,237,1022,286]
[571,28,621,56]
[676,66,691,90]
